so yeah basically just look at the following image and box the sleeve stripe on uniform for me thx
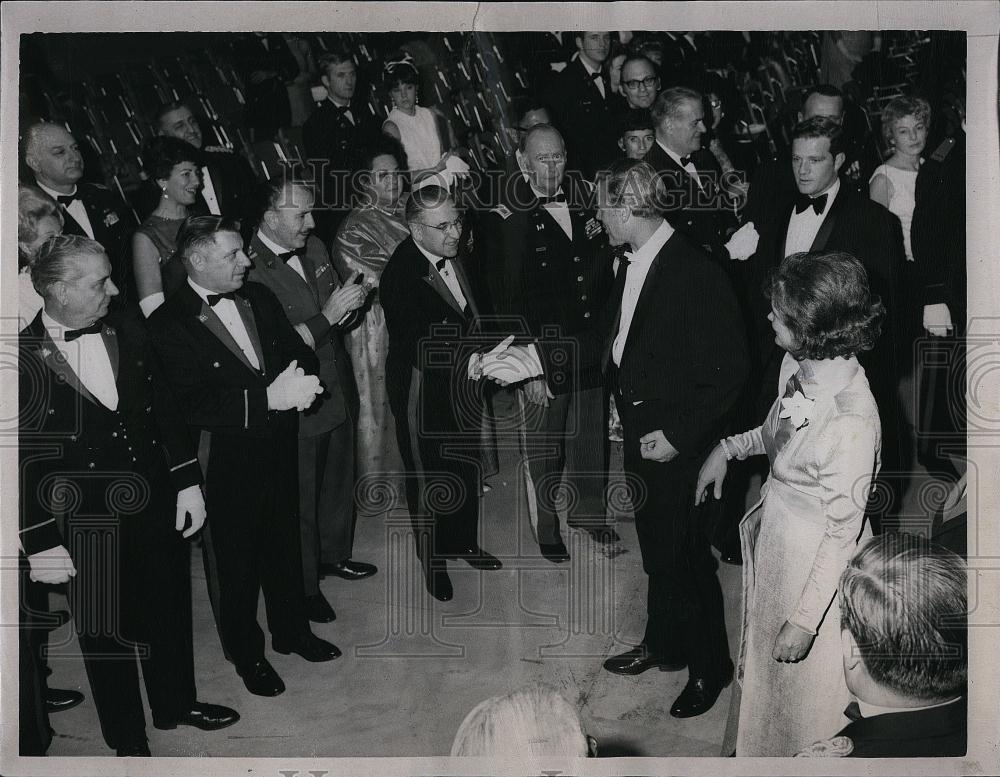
[169,458,198,472]
[19,518,56,535]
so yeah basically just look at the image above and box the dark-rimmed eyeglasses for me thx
[622,76,659,91]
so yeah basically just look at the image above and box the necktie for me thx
[276,249,304,262]
[537,192,566,205]
[56,193,77,207]
[64,321,102,342]
[207,291,236,306]
[843,702,863,722]
[794,192,828,215]
[615,253,631,278]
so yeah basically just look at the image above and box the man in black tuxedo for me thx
[381,186,503,601]
[19,235,238,756]
[543,32,621,179]
[645,87,759,265]
[155,101,259,228]
[22,121,134,302]
[302,48,379,242]
[796,533,966,758]
[501,161,746,716]
[747,117,906,516]
[148,216,339,698]
[246,179,376,625]
[481,124,617,560]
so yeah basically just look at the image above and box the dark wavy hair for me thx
[142,135,201,182]
[767,250,884,360]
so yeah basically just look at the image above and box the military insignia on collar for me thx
[40,347,52,359]
[492,204,512,220]
[198,313,209,323]
[585,217,602,238]
[794,736,854,757]
[315,263,329,277]
[104,212,120,227]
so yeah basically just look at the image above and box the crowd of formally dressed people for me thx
[17,29,968,760]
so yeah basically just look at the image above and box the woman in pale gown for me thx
[696,250,885,756]
[332,135,410,511]
[17,183,64,330]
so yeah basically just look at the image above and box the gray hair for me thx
[30,234,106,299]
[597,159,665,219]
[651,86,703,126]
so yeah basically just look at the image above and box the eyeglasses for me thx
[419,218,463,235]
[622,76,659,91]
[709,98,723,108]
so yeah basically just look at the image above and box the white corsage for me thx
[779,390,814,430]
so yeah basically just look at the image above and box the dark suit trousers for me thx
[620,405,731,681]
[201,436,308,669]
[520,386,609,545]
[19,558,51,756]
[60,496,197,749]
[299,420,356,595]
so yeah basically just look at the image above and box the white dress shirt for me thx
[187,277,261,369]
[612,219,674,366]
[257,230,306,282]
[200,165,222,215]
[525,177,573,239]
[784,177,840,257]
[328,96,355,125]
[38,182,95,239]
[416,243,468,312]
[580,57,606,99]
[41,310,119,410]
[659,142,704,191]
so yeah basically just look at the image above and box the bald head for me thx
[23,122,84,191]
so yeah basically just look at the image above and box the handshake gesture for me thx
[467,336,545,386]
[267,360,323,411]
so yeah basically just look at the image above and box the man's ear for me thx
[25,152,40,176]
[833,151,847,174]
[617,138,626,153]
[52,279,69,307]
[841,628,863,672]
[320,71,331,91]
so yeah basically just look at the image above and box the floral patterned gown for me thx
[723,352,881,756]
[332,204,411,511]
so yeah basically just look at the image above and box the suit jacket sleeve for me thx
[253,283,320,377]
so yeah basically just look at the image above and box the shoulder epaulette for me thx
[930,136,956,163]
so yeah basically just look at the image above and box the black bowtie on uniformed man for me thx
[154,100,259,231]
[19,235,239,757]
[380,186,503,602]
[246,178,376,626]
[148,216,339,699]
[481,124,617,563]
[22,121,134,306]
[303,47,377,242]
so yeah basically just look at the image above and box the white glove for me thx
[468,335,515,379]
[266,360,323,411]
[175,485,206,538]
[482,343,545,386]
[725,221,760,261]
[923,303,953,337]
[27,545,76,585]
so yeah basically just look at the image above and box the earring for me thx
[161,187,169,200]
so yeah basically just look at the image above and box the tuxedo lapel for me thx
[193,297,261,375]
[621,243,666,360]
[295,251,323,306]
[449,256,480,320]
[421,269,466,317]
[235,295,266,373]
[100,326,120,384]
[810,187,845,252]
[34,328,101,407]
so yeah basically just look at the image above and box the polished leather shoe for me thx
[450,547,502,571]
[305,592,337,623]
[321,559,377,580]
[237,659,285,697]
[603,646,687,676]
[669,675,730,718]
[45,687,84,713]
[539,540,570,563]
[425,566,454,601]
[116,742,151,757]
[273,633,341,662]
[154,702,240,731]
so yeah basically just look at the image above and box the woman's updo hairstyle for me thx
[382,50,419,90]
[767,250,885,360]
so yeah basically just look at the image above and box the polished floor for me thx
[40,382,955,758]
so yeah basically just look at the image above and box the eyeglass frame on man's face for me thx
[622,75,660,92]
[418,217,463,235]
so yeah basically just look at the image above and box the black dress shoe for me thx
[321,559,377,580]
[603,646,687,675]
[450,547,502,570]
[45,687,84,713]
[539,540,570,563]
[154,702,240,731]
[116,742,151,757]
[305,592,337,623]
[272,633,341,662]
[237,659,285,697]
[583,526,621,544]
[425,566,453,601]
[669,675,731,718]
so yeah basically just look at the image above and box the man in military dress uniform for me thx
[481,124,617,561]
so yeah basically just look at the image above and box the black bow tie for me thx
[795,192,828,215]
[843,701,863,722]
[537,192,566,205]
[590,71,603,81]
[207,291,237,306]
[332,103,351,117]
[679,155,694,167]
[64,321,102,342]
[276,249,304,262]
[435,258,450,271]
[56,194,77,207]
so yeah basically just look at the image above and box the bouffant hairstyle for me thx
[18,183,64,267]
[357,134,408,179]
[839,532,967,702]
[880,95,932,153]
[142,135,202,182]
[767,251,884,360]
[382,51,419,89]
